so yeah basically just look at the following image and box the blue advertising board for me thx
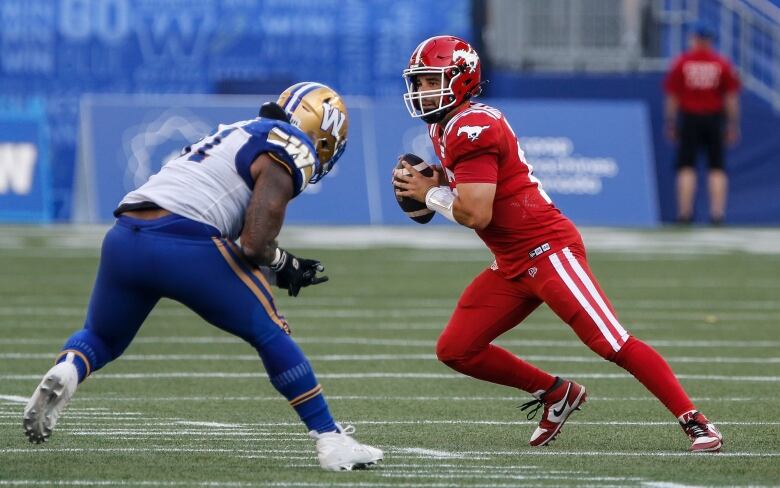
[74,95,379,224]
[77,95,658,227]
[374,100,659,227]
[0,101,52,222]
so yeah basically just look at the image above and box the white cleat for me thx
[23,362,78,443]
[309,424,383,471]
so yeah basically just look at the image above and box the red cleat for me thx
[520,377,587,447]
[679,411,722,452]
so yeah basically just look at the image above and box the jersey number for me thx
[182,127,237,163]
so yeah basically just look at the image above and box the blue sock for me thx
[258,332,337,433]
[57,329,113,383]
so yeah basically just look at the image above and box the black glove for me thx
[271,249,328,297]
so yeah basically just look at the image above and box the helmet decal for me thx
[276,82,349,184]
[452,49,479,73]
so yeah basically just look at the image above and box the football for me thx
[393,153,435,224]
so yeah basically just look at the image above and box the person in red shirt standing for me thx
[394,35,723,452]
[664,21,741,225]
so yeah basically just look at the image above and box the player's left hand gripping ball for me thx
[271,249,329,297]
[393,153,435,224]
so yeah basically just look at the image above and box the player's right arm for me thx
[240,153,327,297]
[451,182,496,229]
[396,164,495,230]
[239,153,293,266]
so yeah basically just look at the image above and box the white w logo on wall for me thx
[0,143,37,194]
[320,103,346,138]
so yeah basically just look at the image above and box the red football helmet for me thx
[402,35,482,123]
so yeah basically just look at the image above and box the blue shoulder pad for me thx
[235,119,320,196]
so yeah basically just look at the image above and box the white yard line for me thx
[0,482,467,488]
[3,336,780,349]
[1,419,778,428]
[2,352,777,364]
[0,395,30,403]
[1,306,778,321]
[1,372,778,382]
[0,395,769,403]
[1,446,777,458]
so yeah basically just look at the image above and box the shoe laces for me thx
[339,424,356,435]
[682,418,709,438]
[519,399,544,420]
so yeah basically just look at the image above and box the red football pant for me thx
[436,244,695,417]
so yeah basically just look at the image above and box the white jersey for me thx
[119,117,318,240]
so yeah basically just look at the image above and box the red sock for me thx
[614,337,695,417]
[439,344,556,394]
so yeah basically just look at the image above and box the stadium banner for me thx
[0,100,52,222]
[76,96,658,227]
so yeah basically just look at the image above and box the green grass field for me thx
[1,227,779,487]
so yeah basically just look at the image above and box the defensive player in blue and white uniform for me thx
[22,82,383,471]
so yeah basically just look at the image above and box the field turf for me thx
[1,227,778,487]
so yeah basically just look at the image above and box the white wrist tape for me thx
[269,248,284,268]
[425,186,457,223]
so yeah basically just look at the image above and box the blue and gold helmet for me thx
[277,82,348,183]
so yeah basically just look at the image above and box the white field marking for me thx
[378,474,643,483]
[66,432,311,439]
[392,447,468,459]
[459,450,780,458]
[175,337,780,348]
[610,278,780,289]
[0,415,147,421]
[6,419,777,428]
[0,448,319,455]
[2,352,777,365]
[40,395,774,403]
[0,395,29,403]
[0,482,451,488]
[174,420,243,428]
[210,295,780,312]
[0,482,647,488]
[642,484,711,488]
[3,294,780,312]
[3,336,778,348]
[287,462,544,469]
[2,306,779,322]
[1,372,779,382]
[0,296,780,314]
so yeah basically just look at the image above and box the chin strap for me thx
[421,109,448,124]
[425,186,457,223]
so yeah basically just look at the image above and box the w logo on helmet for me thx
[320,103,346,139]
[452,48,479,73]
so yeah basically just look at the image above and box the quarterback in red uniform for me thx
[394,35,722,452]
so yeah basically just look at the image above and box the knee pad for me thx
[436,332,484,372]
[435,331,466,364]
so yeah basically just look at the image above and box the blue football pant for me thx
[57,214,336,432]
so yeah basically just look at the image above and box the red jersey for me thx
[664,47,740,114]
[430,102,581,279]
